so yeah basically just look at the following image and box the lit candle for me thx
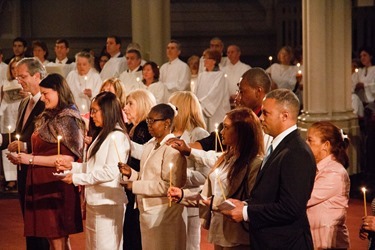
[8,125,11,143]
[214,123,224,152]
[136,77,140,82]
[362,187,367,216]
[169,163,173,207]
[82,104,86,112]
[268,56,273,66]
[355,68,359,73]
[16,134,20,153]
[84,75,88,89]
[298,70,302,75]
[16,134,21,170]
[111,135,121,162]
[57,135,62,156]
[215,169,226,201]
[297,63,301,68]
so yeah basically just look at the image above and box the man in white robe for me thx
[159,40,191,99]
[119,49,143,93]
[198,37,228,73]
[100,36,127,81]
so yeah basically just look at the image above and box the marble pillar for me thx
[299,0,361,174]
[131,0,170,65]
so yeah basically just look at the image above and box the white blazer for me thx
[72,129,130,206]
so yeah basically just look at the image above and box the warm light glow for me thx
[8,125,11,131]
[57,135,62,141]
[268,56,273,61]
[169,163,173,169]
[16,134,20,140]
[298,70,302,75]
[136,77,140,82]
[355,68,359,73]
[82,104,86,111]
[84,76,88,81]
[297,63,301,68]
[362,187,367,193]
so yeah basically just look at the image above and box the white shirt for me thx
[222,61,251,95]
[0,62,8,81]
[159,58,191,99]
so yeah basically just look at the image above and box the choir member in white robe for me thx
[194,49,230,132]
[66,51,101,114]
[100,36,127,81]
[159,40,190,99]
[139,62,167,104]
[119,49,143,93]
[266,46,298,91]
[222,45,251,106]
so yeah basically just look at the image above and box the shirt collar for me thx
[271,124,297,150]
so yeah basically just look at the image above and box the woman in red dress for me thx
[9,73,84,249]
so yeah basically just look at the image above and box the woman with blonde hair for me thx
[169,91,209,250]
[122,89,156,249]
[100,77,126,109]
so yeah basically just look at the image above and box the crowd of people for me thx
[0,36,374,250]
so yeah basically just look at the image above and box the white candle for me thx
[362,187,367,216]
[82,104,86,112]
[215,169,226,201]
[169,163,173,207]
[8,125,11,143]
[111,135,121,162]
[214,123,224,152]
[57,135,62,156]
[84,75,88,89]
[16,134,21,170]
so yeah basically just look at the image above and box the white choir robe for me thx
[266,63,298,90]
[222,61,251,96]
[352,66,375,102]
[159,58,191,99]
[100,53,127,81]
[194,70,231,132]
[138,81,168,104]
[66,68,102,114]
[119,66,143,93]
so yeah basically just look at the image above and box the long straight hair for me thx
[89,91,127,158]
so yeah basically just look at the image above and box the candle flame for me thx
[297,63,301,68]
[8,125,11,130]
[84,76,88,81]
[298,70,302,75]
[362,187,367,193]
[136,77,140,82]
[57,135,62,141]
[268,56,272,61]
[355,68,359,73]
[169,163,173,169]
[16,134,20,140]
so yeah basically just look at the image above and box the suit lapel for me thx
[15,98,28,132]
[253,130,299,188]
[21,99,44,133]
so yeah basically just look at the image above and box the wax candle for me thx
[362,187,367,216]
[8,125,11,143]
[111,135,121,162]
[215,168,227,201]
[268,56,273,66]
[16,134,21,170]
[57,135,62,156]
[214,123,224,152]
[169,163,173,207]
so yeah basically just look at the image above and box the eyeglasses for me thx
[90,108,101,114]
[146,118,165,125]
[16,74,30,80]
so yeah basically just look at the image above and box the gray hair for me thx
[17,57,47,80]
[265,89,300,117]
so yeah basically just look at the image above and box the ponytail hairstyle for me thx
[309,121,350,168]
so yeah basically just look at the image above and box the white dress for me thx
[352,66,375,102]
[0,79,23,181]
[194,70,231,132]
[66,68,102,114]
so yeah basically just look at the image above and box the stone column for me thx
[131,0,170,65]
[299,0,360,174]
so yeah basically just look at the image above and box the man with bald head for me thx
[222,89,316,249]
[222,45,251,106]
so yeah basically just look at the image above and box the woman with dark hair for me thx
[119,103,187,250]
[352,47,375,106]
[32,40,49,65]
[194,49,230,131]
[8,73,84,249]
[169,107,263,249]
[306,121,350,249]
[139,61,167,103]
[56,91,130,250]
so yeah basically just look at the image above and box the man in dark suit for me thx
[222,89,316,249]
[0,57,49,250]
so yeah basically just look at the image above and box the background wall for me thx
[0,0,374,68]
